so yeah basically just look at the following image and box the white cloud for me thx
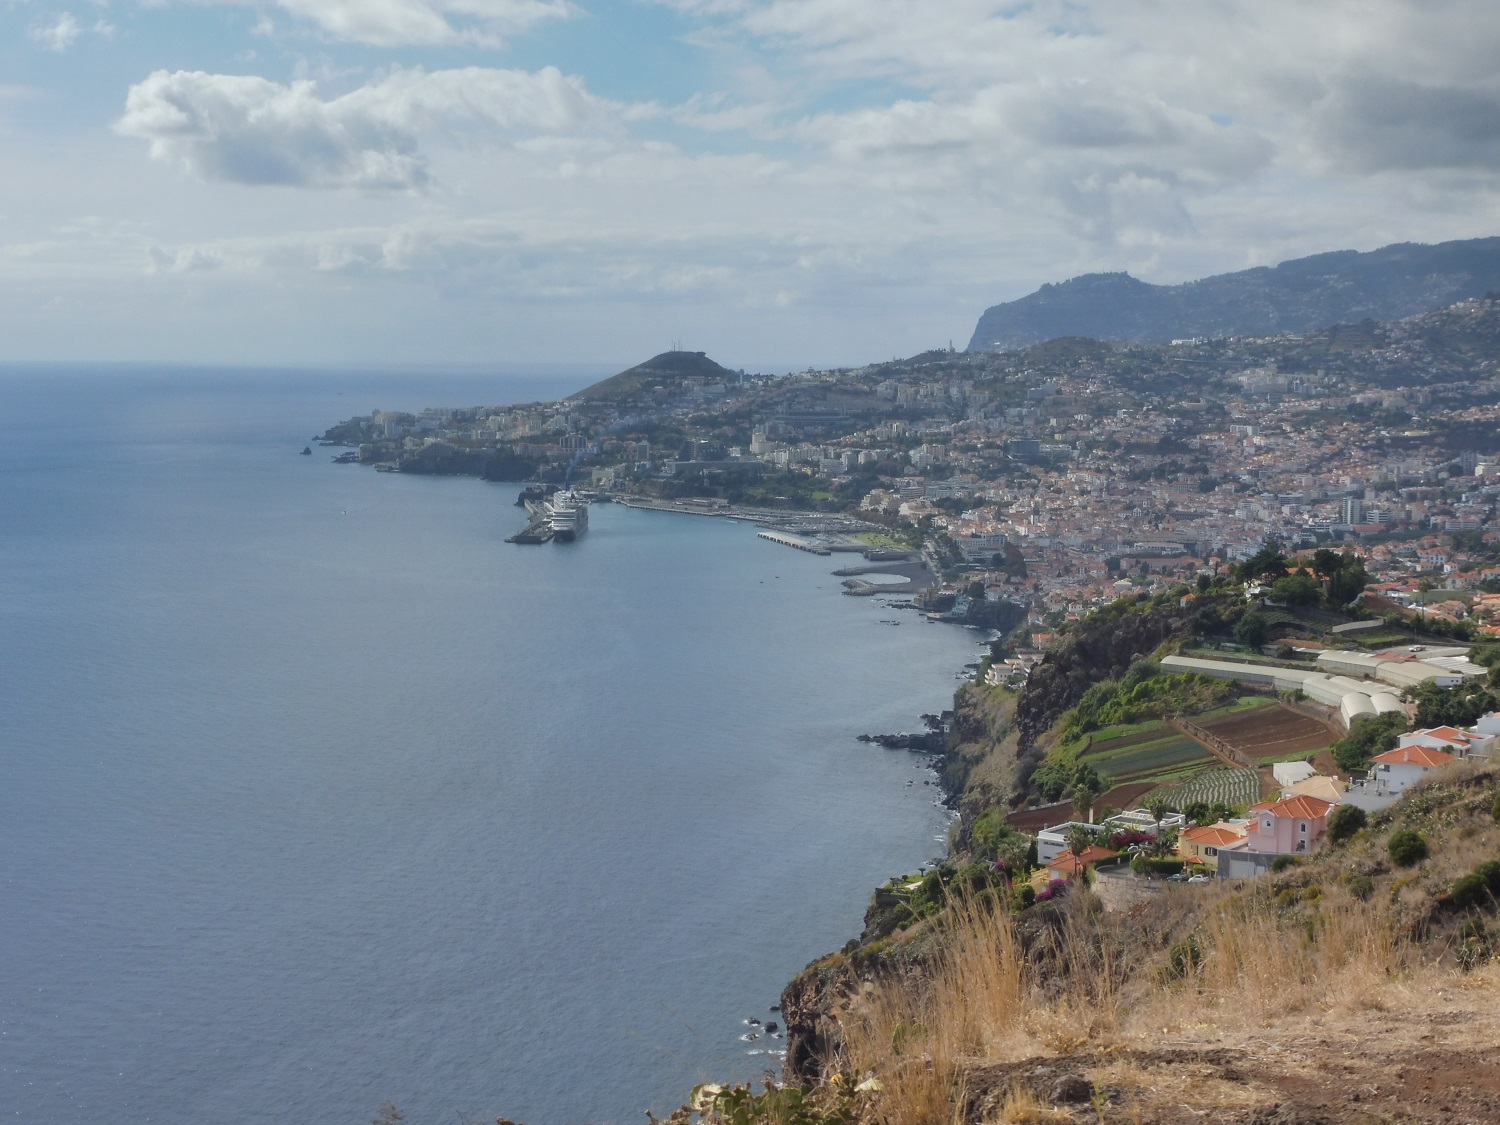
[115,66,616,189]
[187,0,572,47]
[12,0,1500,366]
[30,12,81,51]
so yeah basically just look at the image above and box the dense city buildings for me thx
[323,297,1500,640]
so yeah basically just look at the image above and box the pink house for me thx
[1244,795,1334,855]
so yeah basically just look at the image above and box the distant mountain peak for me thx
[967,236,1500,351]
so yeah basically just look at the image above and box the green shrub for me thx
[1492,786,1500,823]
[1013,885,1036,909]
[1452,873,1490,910]
[1388,829,1429,868]
[1349,875,1376,900]
[1271,854,1303,872]
[1459,918,1491,972]
[1478,860,1500,895]
[1327,803,1368,845]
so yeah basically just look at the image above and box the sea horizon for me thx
[0,367,980,1124]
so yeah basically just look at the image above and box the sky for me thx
[3,0,1500,370]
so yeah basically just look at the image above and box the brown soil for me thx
[1004,803,1075,832]
[1097,781,1156,811]
[1199,703,1338,761]
[1312,748,1343,778]
[959,971,1500,1123]
[1254,764,1283,799]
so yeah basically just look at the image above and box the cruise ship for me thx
[544,490,589,542]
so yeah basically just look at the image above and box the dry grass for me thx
[798,768,1500,1123]
[831,877,1472,1124]
[988,1084,1075,1124]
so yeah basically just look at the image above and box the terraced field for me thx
[1077,722,1216,785]
[1195,699,1336,763]
[1150,767,1261,809]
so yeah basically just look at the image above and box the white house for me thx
[1367,744,1456,796]
[1398,725,1496,759]
[1102,808,1188,835]
[1034,821,1106,864]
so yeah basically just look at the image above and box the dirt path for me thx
[962,969,1500,1123]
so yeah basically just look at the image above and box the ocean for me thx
[0,366,979,1125]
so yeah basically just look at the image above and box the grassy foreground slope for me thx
[706,763,1500,1125]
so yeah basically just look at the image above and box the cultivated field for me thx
[1150,766,1261,808]
[1196,699,1337,763]
[1003,803,1075,832]
[1076,722,1215,785]
[1096,780,1156,811]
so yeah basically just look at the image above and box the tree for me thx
[1237,537,1289,582]
[1326,560,1369,607]
[1269,573,1321,606]
[1071,784,1096,823]
[1312,547,1344,578]
[1063,823,1096,862]
[1184,800,1212,826]
[1327,803,1367,844]
[1143,798,1177,855]
[1235,610,1270,649]
[1070,761,1103,796]
[1331,712,1408,773]
[1412,680,1498,728]
[993,835,1032,877]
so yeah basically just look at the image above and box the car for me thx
[1188,874,1211,883]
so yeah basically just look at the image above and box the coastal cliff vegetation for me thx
[692,763,1500,1125]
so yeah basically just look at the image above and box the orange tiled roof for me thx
[1418,726,1472,743]
[1047,845,1118,873]
[1181,825,1246,846]
[1371,744,1456,767]
[1249,795,1335,820]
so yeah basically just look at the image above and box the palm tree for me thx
[1063,823,1096,868]
[994,836,1030,880]
[1144,798,1177,856]
[1071,783,1096,824]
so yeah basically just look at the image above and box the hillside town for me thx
[322,296,1500,646]
[317,291,1500,1124]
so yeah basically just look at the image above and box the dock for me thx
[756,530,831,555]
[507,523,554,544]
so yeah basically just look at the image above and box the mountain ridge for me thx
[968,236,1500,351]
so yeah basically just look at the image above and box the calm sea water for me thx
[0,367,978,1125]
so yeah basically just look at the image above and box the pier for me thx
[756,530,831,555]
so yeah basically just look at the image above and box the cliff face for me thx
[1011,595,1215,758]
[967,236,1500,350]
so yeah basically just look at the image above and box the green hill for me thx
[568,350,738,403]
